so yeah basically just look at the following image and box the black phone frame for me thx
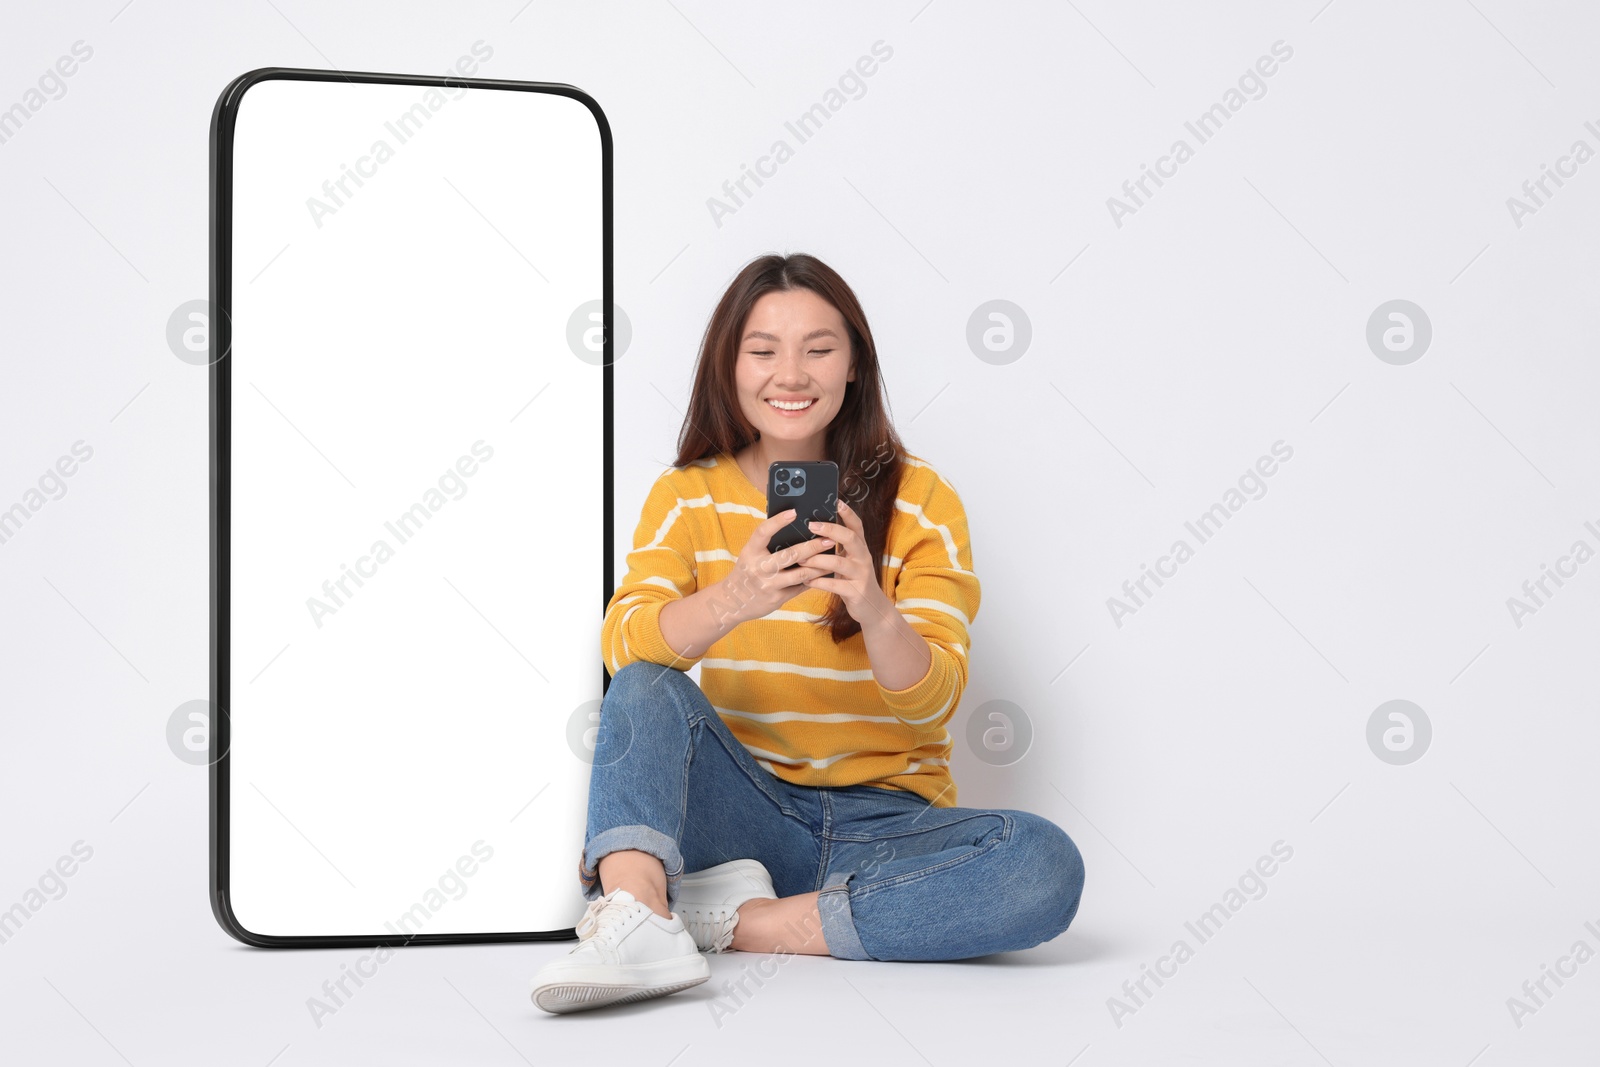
[209,67,613,948]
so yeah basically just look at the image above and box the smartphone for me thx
[766,460,839,565]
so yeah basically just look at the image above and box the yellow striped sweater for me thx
[601,451,980,808]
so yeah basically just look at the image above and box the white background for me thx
[1,1,1597,1064]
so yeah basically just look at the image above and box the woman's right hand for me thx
[717,508,839,625]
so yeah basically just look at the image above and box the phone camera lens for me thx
[791,474,805,490]
[776,468,790,482]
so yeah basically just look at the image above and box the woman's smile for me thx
[765,396,816,415]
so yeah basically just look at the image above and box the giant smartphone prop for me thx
[209,68,612,946]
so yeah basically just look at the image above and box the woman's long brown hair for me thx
[673,253,906,644]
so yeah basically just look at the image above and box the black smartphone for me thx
[766,460,839,564]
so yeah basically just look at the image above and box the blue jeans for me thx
[577,661,1086,962]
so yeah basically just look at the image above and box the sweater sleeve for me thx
[601,472,707,675]
[875,471,980,729]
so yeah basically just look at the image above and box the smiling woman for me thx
[530,252,1085,1015]
[731,291,858,506]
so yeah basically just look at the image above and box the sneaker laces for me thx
[574,890,642,948]
[681,904,740,954]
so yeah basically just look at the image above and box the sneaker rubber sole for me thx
[531,955,711,1014]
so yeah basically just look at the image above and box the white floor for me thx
[4,767,1596,1067]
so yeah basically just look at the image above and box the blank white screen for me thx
[226,77,603,938]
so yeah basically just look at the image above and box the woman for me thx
[530,253,1085,1014]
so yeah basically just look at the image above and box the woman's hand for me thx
[716,508,840,626]
[801,499,897,630]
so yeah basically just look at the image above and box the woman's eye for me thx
[810,349,833,356]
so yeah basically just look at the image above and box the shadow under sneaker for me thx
[676,859,779,953]
[530,887,710,1014]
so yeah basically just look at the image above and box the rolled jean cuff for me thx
[817,878,871,961]
[579,825,686,910]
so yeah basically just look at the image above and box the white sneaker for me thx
[529,887,710,1014]
[675,859,778,953]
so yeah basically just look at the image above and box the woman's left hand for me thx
[803,499,896,629]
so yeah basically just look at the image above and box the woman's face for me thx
[734,288,856,453]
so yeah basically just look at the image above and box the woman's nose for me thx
[773,354,808,383]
